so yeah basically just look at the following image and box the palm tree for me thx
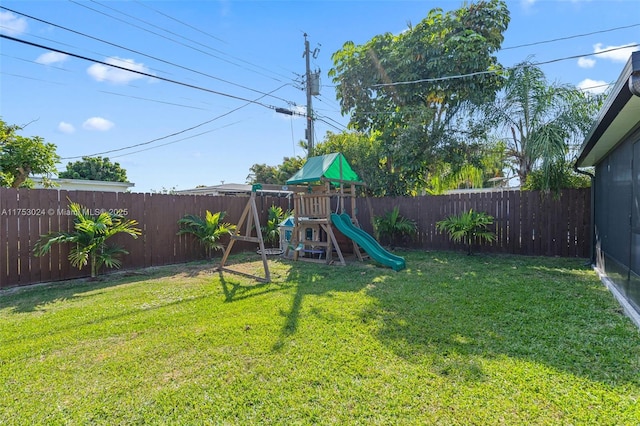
[33,201,141,278]
[177,210,237,258]
[483,61,603,190]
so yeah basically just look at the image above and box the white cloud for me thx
[519,0,536,12]
[82,117,114,131]
[577,78,610,95]
[0,11,27,36]
[87,57,151,84]
[58,122,75,134]
[577,57,595,68]
[36,52,69,65]
[593,43,638,63]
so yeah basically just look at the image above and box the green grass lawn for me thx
[1,251,639,425]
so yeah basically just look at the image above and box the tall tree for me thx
[425,137,508,194]
[482,61,604,189]
[329,0,510,195]
[0,118,60,188]
[59,156,128,182]
[313,131,387,195]
[246,156,305,185]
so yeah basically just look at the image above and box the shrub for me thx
[436,209,495,255]
[373,206,417,248]
[177,210,237,258]
[261,205,291,247]
[33,201,141,278]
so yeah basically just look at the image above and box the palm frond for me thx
[177,210,237,257]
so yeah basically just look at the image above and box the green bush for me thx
[177,210,237,258]
[436,209,495,255]
[373,206,417,247]
[33,201,141,278]
[261,205,291,247]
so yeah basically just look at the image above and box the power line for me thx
[0,6,296,104]
[68,0,293,84]
[131,0,228,45]
[107,120,246,159]
[315,114,347,132]
[502,22,640,50]
[370,43,640,88]
[0,71,66,86]
[1,52,220,112]
[98,91,211,111]
[0,13,176,78]
[131,0,296,81]
[1,34,294,112]
[60,84,291,160]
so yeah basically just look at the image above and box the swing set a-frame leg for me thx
[218,190,271,283]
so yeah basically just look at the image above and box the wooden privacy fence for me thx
[354,188,591,258]
[0,188,291,289]
[0,187,590,289]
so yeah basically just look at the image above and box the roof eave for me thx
[576,50,640,167]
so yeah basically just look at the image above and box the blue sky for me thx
[1,0,638,193]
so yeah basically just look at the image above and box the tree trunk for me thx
[90,253,97,278]
[10,166,30,188]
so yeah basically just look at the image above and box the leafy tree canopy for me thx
[522,160,591,192]
[246,156,305,185]
[59,156,128,182]
[0,118,60,188]
[328,0,510,194]
[313,131,387,196]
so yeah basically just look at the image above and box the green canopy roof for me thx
[286,153,361,185]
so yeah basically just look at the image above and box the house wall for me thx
[594,126,640,313]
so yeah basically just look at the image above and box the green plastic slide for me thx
[330,213,406,271]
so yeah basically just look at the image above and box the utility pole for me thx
[303,33,314,158]
[303,33,320,158]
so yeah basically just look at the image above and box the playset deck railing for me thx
[293,193,331,219]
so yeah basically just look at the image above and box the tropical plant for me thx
[261,205,290,247]
[482,61,604,191]
[33,201,141,278]
[522,160,591,192]
[373,206,417,247]
[436,209,496,255]
[177,210,237,258]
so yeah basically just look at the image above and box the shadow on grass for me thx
[271,256,374,351]
[0,261,214,314]
[361,251,640,386]
[207,253,347,352]
[218,270,289,303]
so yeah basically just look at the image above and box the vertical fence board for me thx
[0,189,8,288]
[16,189,32,284]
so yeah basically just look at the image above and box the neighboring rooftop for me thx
[31,177,134,193]
[175,183,302,197]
